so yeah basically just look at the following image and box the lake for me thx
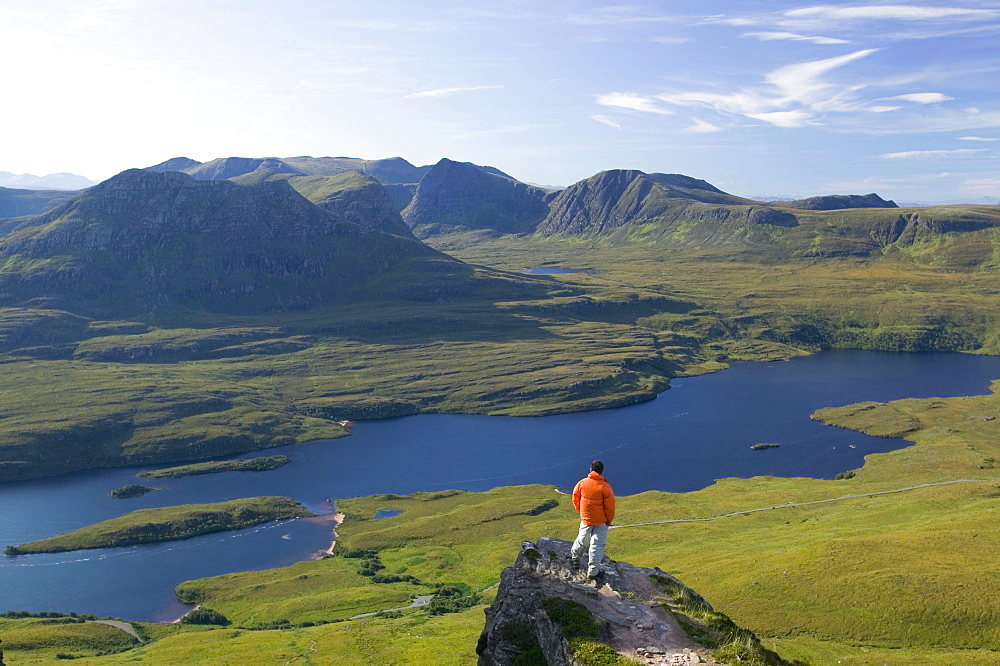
[2,350,1000,620]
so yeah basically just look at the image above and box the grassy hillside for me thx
[5,496,313,555]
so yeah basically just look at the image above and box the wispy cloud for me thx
[713,4,1000,38]
[959,178,1000,196]
[652,49,878,127]
[590,115,622,129]
[881,148,988,159]
[745,110,812,128]
[784,5,999,24]
[408,85,503,99]
[741,31,849,45]
[687,118,723,133]
[650,36,690,45]
[566,6,680,25]
[889,92,953,103]
[959,136,999,142]
[596,92,673,115]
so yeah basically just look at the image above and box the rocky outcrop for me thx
[403,159,553,236]
[782,193,897,210]
[870,212,999,246]
[478,537,724,666]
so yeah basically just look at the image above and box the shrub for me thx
[180,608,230,625]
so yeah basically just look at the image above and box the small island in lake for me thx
[110,484,157,499]
[138,455,292,479]
[4,496,314,556]
[750,442,781,450]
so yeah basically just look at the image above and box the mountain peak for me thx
[0,168,447,315]
[402,159,551,236]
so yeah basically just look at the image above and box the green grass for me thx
[138,455,292,479]
[0,617,144,662]
[6,497,313,555]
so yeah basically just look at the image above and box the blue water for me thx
[2,350,999,620]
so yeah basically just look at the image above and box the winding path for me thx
[609,479,980,529]
[348,594,435,620]
[91,620,144,643]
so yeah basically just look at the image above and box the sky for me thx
[1,0,999,201]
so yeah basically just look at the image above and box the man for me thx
[570,460,615,582]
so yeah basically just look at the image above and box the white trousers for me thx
[570,521,608,576]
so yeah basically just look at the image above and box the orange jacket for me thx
[572,471,615,525]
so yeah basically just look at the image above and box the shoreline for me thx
[319,511,345,558]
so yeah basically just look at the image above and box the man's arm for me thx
[572,481,582,514]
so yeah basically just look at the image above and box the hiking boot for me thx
[588,570,605,586]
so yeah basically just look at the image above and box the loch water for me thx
[2,350,1000,620]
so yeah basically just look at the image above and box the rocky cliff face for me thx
[0,169,450,315]
[403,158,553,236]
[782,193,897,210]
[478,537,792,666]
[870,212,999,247]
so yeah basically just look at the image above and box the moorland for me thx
[2,154,1000,664]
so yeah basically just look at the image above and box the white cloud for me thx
[765,49,877,103]
[590,114,622,129]
[868,105,901,112]
[687,118,723,133]
[650,36,690,45]
[881,148,987,159]
[595,92,673,115]
[741,31,849,44]
[890,92,952,103]
[959,178,1000,196]
[968,107,982,114]
[566,7,679,25]
[784,5,999,23]
[650,49,881,129]
[745,110,813,127]
[408,85,503,98]
[959,136,999,142]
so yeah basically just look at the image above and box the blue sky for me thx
[2,1,999,201]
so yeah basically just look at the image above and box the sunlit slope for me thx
[527,169,1000,269]
[230,169,416,237]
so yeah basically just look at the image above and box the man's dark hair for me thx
[590,460,604,475]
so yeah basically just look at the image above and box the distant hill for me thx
[780,193,898,210]
[0,171,96,190]
[402,158,554,237]
[0,169,459,317]
[0,186,77,224]
[537,169,795,242]
[143,155,521,213]
[230,169,415,238]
